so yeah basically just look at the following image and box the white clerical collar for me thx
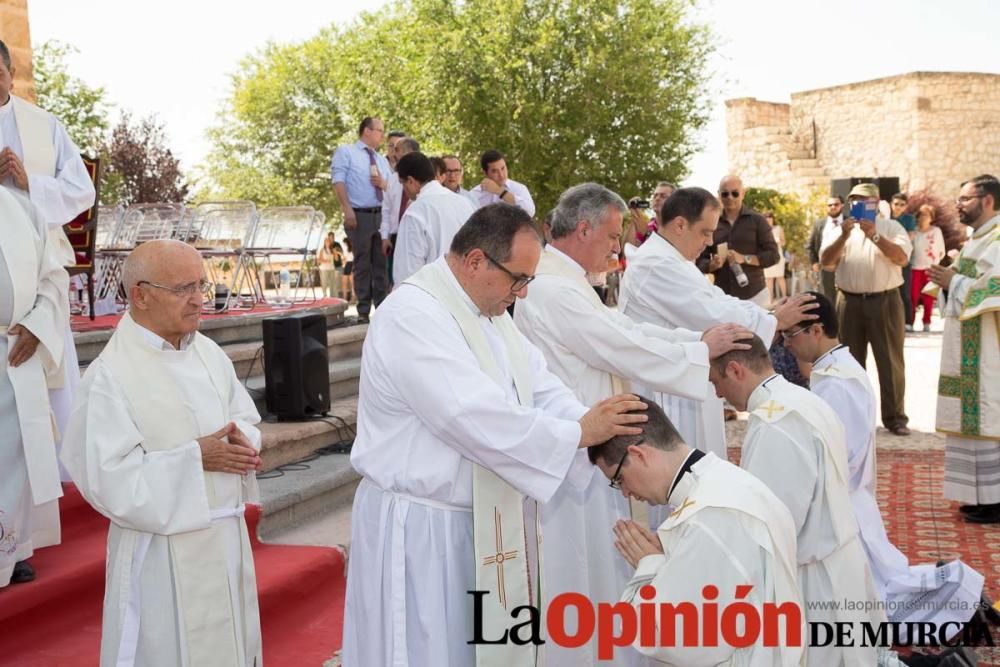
[544,244,586,276]
[437,256,483,317]
[747,373,781,412]
[812,343,847,370]
[666,449,704,506]
[134,320,195,351]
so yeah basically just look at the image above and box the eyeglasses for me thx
[445,168,463,174]
[139,279,214,302]
[781,326,808,341]
[480,249,535,292]
[827,202,842,207]
[956,194,984,205]
[609,450,629,490]
[719,191,740,198]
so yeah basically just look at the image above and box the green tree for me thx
[32,40,111,156]
[744,186,826,258]
[422,0,713,216]
[204,0,714,223]
[202,35,349,216]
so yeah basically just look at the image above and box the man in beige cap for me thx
[820,183,913,435]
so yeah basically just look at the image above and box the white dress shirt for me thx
[820,216,913,293]
[393,181,476,284]
[471,177,536,216]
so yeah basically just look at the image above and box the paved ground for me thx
[322,317,959,666]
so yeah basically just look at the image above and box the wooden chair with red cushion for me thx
[62,156,100,319]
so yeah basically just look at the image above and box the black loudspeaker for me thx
[830,177,902,201]
[263,313,330,420]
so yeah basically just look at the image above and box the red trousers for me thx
[910,268,936,325]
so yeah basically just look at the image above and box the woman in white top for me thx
[909,204,946,330]
[763,212,787,299]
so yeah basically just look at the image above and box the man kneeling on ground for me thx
[588,399,804,666]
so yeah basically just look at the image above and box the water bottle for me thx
[730,261,750,288]
[278,269,291,305]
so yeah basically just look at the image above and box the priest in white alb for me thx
[0,39,97,564]
[342,203,648,667]
[708,336,893,666]
[930,174,1000,525]
[781,291,985,640]
[618,187,816,528]
[514,183,753,667]
[589,400,805,666]
[392,151,475,284]
[60,240,264,667]
[0,186,67,587]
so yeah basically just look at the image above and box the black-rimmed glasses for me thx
[609,438,644,490]
[480,249,535,292]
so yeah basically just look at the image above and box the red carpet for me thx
[71,297,344,334]
[0,485,345,667]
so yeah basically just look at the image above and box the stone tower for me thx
[0,0,35,102]
[726,72,1000,199]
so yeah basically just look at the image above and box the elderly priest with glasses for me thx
[61,239,265,667]
[342,203,648,666]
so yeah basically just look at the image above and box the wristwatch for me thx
[745,254,757,265]
[499,189,510,200]
[871,232,881,243]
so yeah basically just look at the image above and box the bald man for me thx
[61,240,264,667]
[702,175,779,305]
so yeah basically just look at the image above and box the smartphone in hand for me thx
[850,200,877,221]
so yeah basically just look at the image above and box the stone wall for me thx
[727,72,1000,199]
[0,0,35,102]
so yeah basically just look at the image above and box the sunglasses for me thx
[719,191,740,198]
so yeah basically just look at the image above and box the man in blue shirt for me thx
[332,117,392,322]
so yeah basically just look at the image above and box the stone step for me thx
[227,322,368,379]
[73,301,350,365]
[787,148,813,159]
[246,357,362,416]
[788,157,819,170]
[256,446,360,551]
[792,166,828,178]
[257,395,358,470]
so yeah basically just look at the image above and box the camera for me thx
[628,197,650,210]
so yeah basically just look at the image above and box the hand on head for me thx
[773,293,819,331]
[579,394,647,448]
[701,323,753,359]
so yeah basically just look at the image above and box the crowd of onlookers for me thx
[326,114,976,437]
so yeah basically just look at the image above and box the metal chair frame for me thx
[242,206,321,306]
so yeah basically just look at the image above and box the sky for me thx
[25,0,1000,190]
